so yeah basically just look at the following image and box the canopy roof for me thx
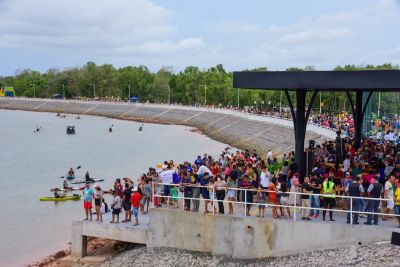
[233,70,400,91]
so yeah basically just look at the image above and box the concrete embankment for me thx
[0,98,331,156]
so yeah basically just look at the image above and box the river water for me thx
[0,109,227,267]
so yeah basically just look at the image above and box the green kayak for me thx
[39,194,81,201]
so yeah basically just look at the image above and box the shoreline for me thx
[0,99,332,157]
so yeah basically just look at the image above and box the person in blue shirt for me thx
[194,156,203,169]
[83,183,94,221]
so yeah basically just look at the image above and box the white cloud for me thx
[0,0,205,57]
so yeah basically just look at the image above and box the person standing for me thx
[365,179,383,225]
[143,179,152,214]
[122,183,132,223]
[383,174,395,220]
[267,149,273,165]
[110,190,122,223]
[226,176,236,214]
[240,175,253,216]
[131,187,142,226]
[300,176,312,221]
[394,181,400,227]
[191,174,201,212]
[345,176,364,225]
[93,184,103,222]
[215,175,226,214]
[83,183,94,221]
[310,173,322,218]
[322,176,336,221]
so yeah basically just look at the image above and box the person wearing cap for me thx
[82,183,94,221]
[345,176,364,224]
[110,190,122,223]
[365,177,383,225]
[93,184,103,222]
[131,187,141,226]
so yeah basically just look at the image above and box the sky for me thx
[0,0,399,75]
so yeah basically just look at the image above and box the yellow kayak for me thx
[39,195,81,201]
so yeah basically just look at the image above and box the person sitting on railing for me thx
[345,176,364,225]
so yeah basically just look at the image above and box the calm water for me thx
[0,109,226,267]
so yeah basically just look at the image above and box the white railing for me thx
[0,97,338,139]
[151,182,399,226]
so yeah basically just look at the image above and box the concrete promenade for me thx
[70,200,400,262]
[0,97,333,156]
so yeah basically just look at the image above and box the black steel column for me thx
[347,91,373,150]
[285,89,318,182]
[354,92,363,149]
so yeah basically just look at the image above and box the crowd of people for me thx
[80,138,400,228]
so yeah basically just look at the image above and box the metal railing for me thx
[151,182,399,226]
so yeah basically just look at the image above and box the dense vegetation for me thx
[1,62,399,115]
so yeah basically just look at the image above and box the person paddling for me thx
[63,180,72,190]
[85,171,95,182]
[68,168,75,177]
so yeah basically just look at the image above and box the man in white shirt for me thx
[197,163,212,177]
[260,166,271,188]
[160,166,175,205]
[383,174,395,219]
[267,149,273,165]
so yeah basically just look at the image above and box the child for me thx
[269,178,280,219]
[170,186,179,208]
[209,179,217,213]
[258,186,266,218]
[131,187,142,226]
[110,190,122,223]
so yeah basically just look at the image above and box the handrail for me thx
[151,182,400,225]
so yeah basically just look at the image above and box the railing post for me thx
[151,182,154,207]
[350,196,353,225]
[212,186,215,214]
[293,192,297,221]
[182,184,185,210]
[244,189,247,216]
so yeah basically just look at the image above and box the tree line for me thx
[1,62,399,115]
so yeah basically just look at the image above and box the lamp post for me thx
[124,84,131,99]
[61,84,65,99]
[200,84,207,105]
[167,84,171,104]
[90,83,96,99]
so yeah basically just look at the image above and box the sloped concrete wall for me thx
[0,98,330,156]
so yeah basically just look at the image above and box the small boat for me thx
[71,178,104,184]
[59,114,66,118]
[66,126,75,135]
[39,194,81,201]
[66,175,75,180]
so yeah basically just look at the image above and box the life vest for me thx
[323,181,335,198]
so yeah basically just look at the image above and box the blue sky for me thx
[0,0,399,75]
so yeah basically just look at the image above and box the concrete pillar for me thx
[71,221,87,258]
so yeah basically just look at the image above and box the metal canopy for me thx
[233,70,400,91]
[232,70,400,181]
